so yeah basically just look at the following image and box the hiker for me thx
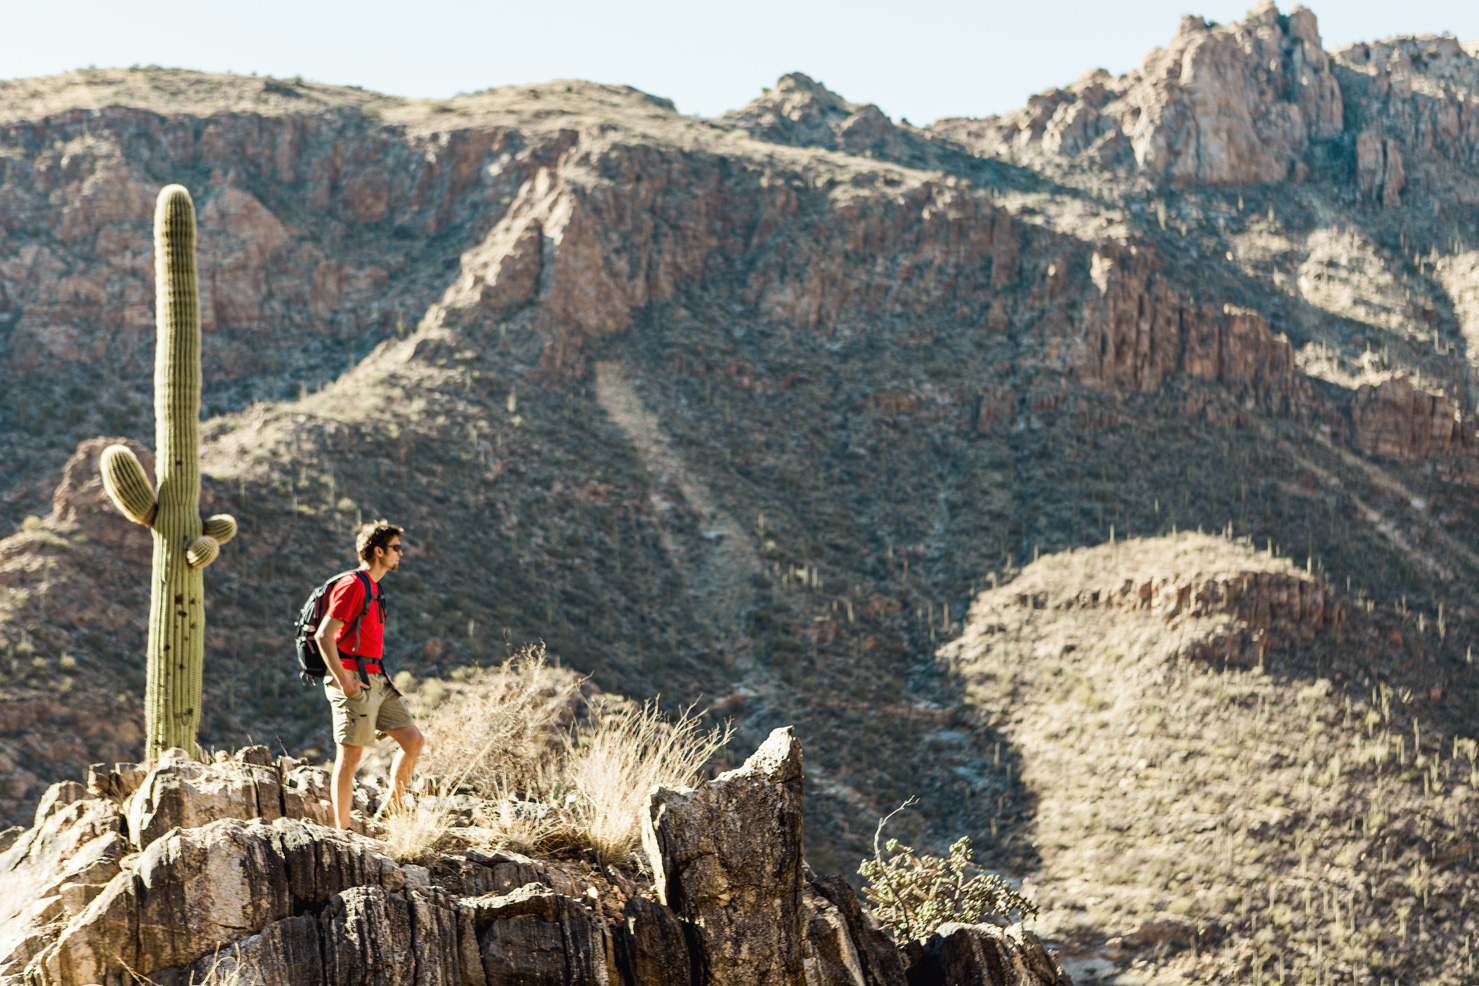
[315,520,425,829]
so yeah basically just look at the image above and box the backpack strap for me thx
[342,572,381,685]
[347,571,374,653]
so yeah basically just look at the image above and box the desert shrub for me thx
[383,645,729,865]
[859,801,1037,941]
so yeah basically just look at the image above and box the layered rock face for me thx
[1354,130,1405,208]
[1073,241,1306,410]
[1350,375,1470,461]
[0,730,1071,986]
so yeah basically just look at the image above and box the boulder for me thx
[906,923,1073,986]
[0,796,124,982]
[124,755,284,848]
[643,726,807,986]
[29,815,405,985]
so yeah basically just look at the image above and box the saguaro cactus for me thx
[100,185,236,760]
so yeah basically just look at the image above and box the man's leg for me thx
[382,724,425,813]
[331,743,366,830]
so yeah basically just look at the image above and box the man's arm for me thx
[315,617,363,696]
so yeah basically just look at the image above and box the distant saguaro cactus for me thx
[100,185,237,759]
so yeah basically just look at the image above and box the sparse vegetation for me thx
[381,647,730,865]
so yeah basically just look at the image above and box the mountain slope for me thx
[2,5,1479,983]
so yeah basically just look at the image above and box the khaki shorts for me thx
[325,673,414,747]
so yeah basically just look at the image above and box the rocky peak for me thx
[948,2,1344,184]
[721,73,928,162]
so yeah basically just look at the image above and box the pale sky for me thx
[3,1,1477,125]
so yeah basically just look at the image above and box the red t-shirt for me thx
[327,572,385,667]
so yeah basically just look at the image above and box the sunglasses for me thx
[387,544,404,554]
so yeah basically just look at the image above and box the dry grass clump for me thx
[561,697,731,862]
[381,645,729,865]
[417,644,584,795]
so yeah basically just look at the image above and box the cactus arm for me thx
[185,535,219,568]
[203,513,237,545]
[99,445,157,525]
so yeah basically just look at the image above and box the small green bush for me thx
[859,801,1037,941]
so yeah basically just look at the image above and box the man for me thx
[315,520,425,829]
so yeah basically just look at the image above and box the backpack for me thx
[293,570,383,686]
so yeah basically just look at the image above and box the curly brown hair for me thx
[355,520,403,564]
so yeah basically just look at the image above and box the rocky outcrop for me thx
[32,815,408,985]
[965,3,1479,198]
[433,142,1024,377]
[722,74,932,165]
[1038,568,1343,631]
[121,745,370,846]
[0,735,1072,986]
[1333,35,1479,175]
[0,792,125,983]
[1350,375,1470,462]
[644,726,807,986]
[964,3,1343,184]
[1074,241,1307,412]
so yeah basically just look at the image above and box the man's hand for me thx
[333,675,366,698]
[316,616,363,696]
